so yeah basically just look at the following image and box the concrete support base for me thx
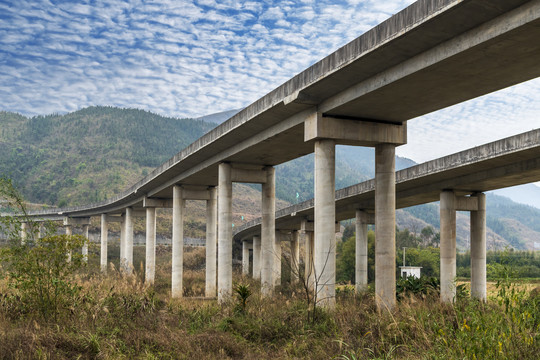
[205,187,217,297]
[217,163,232,302]
[172,185,184,298]
[440,190,457,303]
[146,207,156,284]
[470,193,487,301]
[314,139,336,308]
[375,143,396,311]
[100,214,108,273]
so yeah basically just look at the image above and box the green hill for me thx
[0,107,214,206]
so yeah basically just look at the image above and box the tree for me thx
[0,177,88,321]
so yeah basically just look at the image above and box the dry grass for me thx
[1,246,539,359]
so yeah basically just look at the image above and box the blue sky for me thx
[1,0,540,165]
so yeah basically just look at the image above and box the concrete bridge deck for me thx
[234,129,540,240]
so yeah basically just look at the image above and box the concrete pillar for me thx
[65,225,72,263]
[124,207,134,274]
[470,193,487,301]
[38,224,43,239]
[205,187,217,297]
[172,185,184,298]
[242,241,250,276]
[82,224,89,263]
[440,190,456,303]
[304,231,315,291]
[273,231,282,287]
[217,163,232,302]
[145,207,156,284]
[100,214,108,272]
[355,210,369,293]
[314,139,336,308]
[375,143,396,311]
[120,217,125,269]
[261,166,276,295]
[252,236,261,280]
[20,222,27,245]
[291,231,300,283]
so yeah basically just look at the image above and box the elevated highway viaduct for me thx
[7,0,540,310]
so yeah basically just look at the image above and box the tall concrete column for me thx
[82,224,89,263]
[375,143,396,311]
[120,217,126,269]
[100,214,108,272]
[261,166,275,295]
[273,231,282,287]
[217,163,232,302]
[470,193,486,301]
[314,139,336,308]
[242,241,250,276]
[205,187,217,297]
[65,225,72,263]
[440,190,456,303]
[355,210,369,293]
[124,207,134,274]
[172,185,184,298]
[252,236,261,280]
[20,222,27,245]
[291,231,300,283]
[304,231,315,291]
[145,207,156,284]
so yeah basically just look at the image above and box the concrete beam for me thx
[455,196,478,211]
[231,168,267,184]
[300,219,340,232]
[143,197,173,208]
[183,189,211,200]
[304,112,406,146]
[63,217,91,226]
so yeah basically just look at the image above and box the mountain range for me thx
[1,106,539,250]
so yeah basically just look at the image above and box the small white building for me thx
[400,266,422,279]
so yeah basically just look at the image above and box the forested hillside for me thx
[0,107,214,206]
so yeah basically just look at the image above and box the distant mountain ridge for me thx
[195,109,242,124]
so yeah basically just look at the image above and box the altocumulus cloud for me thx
[0,0,414,118]
[0,0,539,166]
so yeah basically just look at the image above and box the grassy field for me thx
[0,244,538,359]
